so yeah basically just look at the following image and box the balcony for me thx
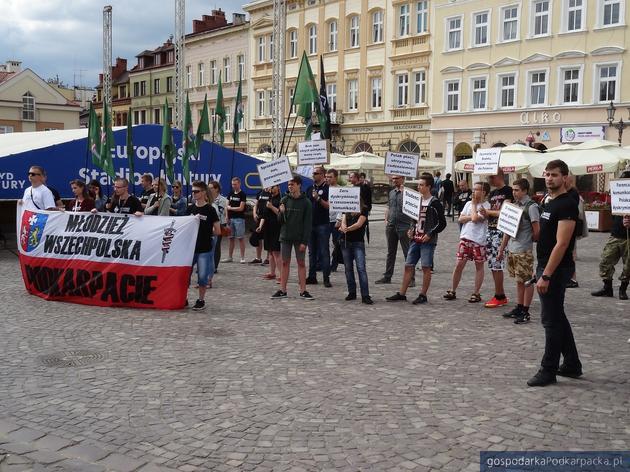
[253,62,273,77]
[390,106,428,120]
[391,34,430,57]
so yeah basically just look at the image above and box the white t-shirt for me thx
[459,200,491,245]
[22,185,56,211]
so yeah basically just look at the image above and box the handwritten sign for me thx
[298,140,329,166]
[329,186,361,213]
[584,211,600,230]
[497,202,524,238]
[474,148,502,175]
[402,187,422,220]
[610,179,630,215]
[385,151,419,178]
[257,157,293,188]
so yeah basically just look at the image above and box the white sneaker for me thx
[221,257,233,263]
[240,258,246,264]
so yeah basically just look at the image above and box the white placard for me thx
[474,148,502,175]
[295,165,314,179]
[298,140,329,166]
[257,157,293,188]
[329,186,361,213]
[585,210,600,230]
[402,187,422,221]
[384,151,420,178]
[497,202,524,238]
[610,179,630,215]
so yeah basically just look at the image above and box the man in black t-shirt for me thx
[455,180,472,215]
[306,166,332,287]
[224,177,247,263]
[527,159,582,387]
[250,188,271,264]
[441,174,455,216]
[139,173,155,210]
[104,178,143,215]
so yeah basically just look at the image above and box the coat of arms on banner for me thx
[20,211,49,252]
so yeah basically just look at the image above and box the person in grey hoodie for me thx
[271,175,314,300]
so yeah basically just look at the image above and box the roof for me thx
[0,71,14,84]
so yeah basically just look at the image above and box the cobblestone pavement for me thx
[1,205,629,471]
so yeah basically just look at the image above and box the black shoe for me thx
[262,259,269,265]
[375,277,391,284]
[184,299,189,307]
[620,281,628,300]
[305,277,318,285]
[514,312,531,324]
[556,364,583,378]
[362,296,374,305]
[192,299,205,311]
[345,293,357,301]
[248,258,263,264]
[323,279,332,288]
[565,279,579,288]
[503,306,522,318]
[527,370,557,387]
[270,290,287,299]
[412,294,428,305]
[591,280,613,297]
[299,291,315,300]
[386,292,407,302]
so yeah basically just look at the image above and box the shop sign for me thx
[560,126,605,143]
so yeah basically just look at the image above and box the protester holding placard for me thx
[326,169,344,272]
[443,182,491,303]
[89,180,107,212]
[169,181,188,216]
[305,166,332,288]
[340,201,373,305]
[21,166,56,211]
[497,179,540,324]
[67,180,95,212]
[105,178,143,216]
[138,173,155,210]
[249,188,272,264]
[144,178,172,216]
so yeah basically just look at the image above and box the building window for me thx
[166,76,173,92]
[501,5,519,41]
[396,74,409,107]
[1,125,15,134]
[598,64,618,102]
[471,77,487,110]
[399,4,410,36]
[532,0,550,36]
[257,91,265,117]
[473,11,489,46]
[186,66,192,88]
[347,79,358,111]
[140,110,147,124]
[349,16,360,48]
[372,10,384,43]
[210,61,217,85]
[371,77,382,109]
[257,36,266,63]
[289,30,298,58]
[153,78,160,94]
[154,108,160,124]
[119,85,127,98]
[133,110,140,125]
[417,1,428,33]
[269,34,274,61]
[225,106,231,131]
[529,71,547,105]
[22,92,35,120]
[499,74,516,108]
[328,21,338,51]
[399,140,420,154]
[288,88,296,114]
[413,71,426,105]
[445,80,460,112]
[562,68,580,103]
[238,55,245,80]
[308,25,317,55]
[140,81,146,96]
[223,57,231,83]
[327,83,337,112]
[566,0,584,31]
[354,142,373,153]
[197,63,204,87]
[446,16,462,50]
[268,90,275,116]
[603,0,622,25]
[133,82,140,97]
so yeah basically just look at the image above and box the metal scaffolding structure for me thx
[102,6,112,114]
[271,0,286,158]
[174,0,185,129]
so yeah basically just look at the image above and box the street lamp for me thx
[606,101,630,146]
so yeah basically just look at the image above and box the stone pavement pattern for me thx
[1,206,629,471]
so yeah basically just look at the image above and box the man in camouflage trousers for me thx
[591,214,630,300]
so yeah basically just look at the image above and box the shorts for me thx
[507,251,534,283]
[456,239,486,263]
[486,229,505,271]
[405,241,436,268]
[264,226,281,252]
[229,218,245,239]
[193,251,212,287]
[281,241,306,261]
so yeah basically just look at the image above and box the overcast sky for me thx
[0,0,243,88]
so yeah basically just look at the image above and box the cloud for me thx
[0,0,239,87]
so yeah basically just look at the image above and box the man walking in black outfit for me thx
[527,159,582,387]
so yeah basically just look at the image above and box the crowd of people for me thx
[20,162,630,386]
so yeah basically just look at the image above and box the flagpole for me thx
[283,113,300,158]
[208,115,216,181]
[279,55,305,159]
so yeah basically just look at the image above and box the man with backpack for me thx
[386,174,446,305]
[497,179,540,324]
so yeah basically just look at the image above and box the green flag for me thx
[233,73,244,145]
[293,52,319,108]
[215,73,226,145]
[195,94,210,156]
[100,101,115,179]
[182,94,195,184]
[298,102,313,140]
[161,98,175,182]
[126,109,134,179]
[87,102,102,169]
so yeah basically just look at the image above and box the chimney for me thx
[5,60,22,73]
[233,13,246,25]
[192,8,228,33]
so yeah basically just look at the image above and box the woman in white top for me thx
[144,178,172,216]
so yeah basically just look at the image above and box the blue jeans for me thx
[193,251,212,287]
[208,236,217,280]
[330,222,342,271]
[308,223,331,279]
[342,241,369,297]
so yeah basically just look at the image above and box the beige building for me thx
[0,61,80,133]
[430,0,630,176]
[243,0,433,172]
[185,10,250,152]
[95,58,131,126]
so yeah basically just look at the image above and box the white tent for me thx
[454,143,541,173]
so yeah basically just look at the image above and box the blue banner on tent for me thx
[0,125,304,199]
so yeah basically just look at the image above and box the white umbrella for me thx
[347,151,380,159]
[454,143,541,173]
[331,154,384,171]
[251,152,273,162]
[417,158,444,171]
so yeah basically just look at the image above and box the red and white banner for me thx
[17,204,199,310]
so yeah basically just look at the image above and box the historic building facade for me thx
[95,57,131,126]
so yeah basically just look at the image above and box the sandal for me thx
[443,290,456,300]
[468,293,481,303]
